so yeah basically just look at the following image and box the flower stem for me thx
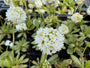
[82,44,88,57]
[79,4,83,13]
[40,52,47,68]
[75,4,79,12]
[12,24,15,60]
[80,43,89,68]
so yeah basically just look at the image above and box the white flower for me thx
[34,27,64,55]
[5,40,11,46]
[5,40,13,47]
[28,0,34,4]
[15,23,27,31]
[45,0,60,7]
[28,4,34,8]
[87,6,90,15]
[4,0,13,6]
[35,0,43,8]
[71,13,83,23]
[75,0,85,4]
[28,9,33,13]
[6,6,27,24]
[41,0,47,5]
[39,9,46,14]
[28,0,43,8]
[10,43,13,47]
[58,24,69,34]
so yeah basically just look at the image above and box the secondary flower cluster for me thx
[71,13,83,23]
[87,6,90,15]
[6,5,27,31]
[15,23,27,31]
[34,27,65,55]
[6,6,26,24]
[28,0,60,8]
[58,24,69,34]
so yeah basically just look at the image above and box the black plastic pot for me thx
[0,0,9,18]
[77,8,87,12]
[84,0,90,7]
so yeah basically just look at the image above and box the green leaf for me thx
[14,38,29,53]
[54,58,72,68]
[32,61,38,65]
[3,59,11,67]
[31,66,39,68]
[71,55,81,67]
[67,48,74,55]
[60,59,72,68]
[16,52,20,60]
[0,60,3,67]
[48,54,58,64]
[85,60,90,68]
[0,34,5,42]
[19,55,26,62]
[21,58,29,63]
[0,51,9,59]
[75,47,82,56]
[40,53,47,63]
[85,41,90,47]
[12,64,28,68]
[83,21,90,23]
[29,25,35,30]
[0,41,5,46]
[17,33,23,38]
[72,29,80,33]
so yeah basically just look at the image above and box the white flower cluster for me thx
[42,0,60,7]
[6,6,27,24]
[35,0,43,8]
[71,13,83,23]
[15,23,27,31]
[5,40,13,47]
[28,0,60,8]
[58,24,69,34]
[87,6,90,15]
[28,0,42,8]
[34,27,64,55]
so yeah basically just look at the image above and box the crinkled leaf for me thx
[48,54,58,64]
[71,55,81,67]
[60,59,72,68]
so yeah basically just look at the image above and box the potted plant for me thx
[0,0,90,68]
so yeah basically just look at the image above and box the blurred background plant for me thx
[0,51,29,68]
